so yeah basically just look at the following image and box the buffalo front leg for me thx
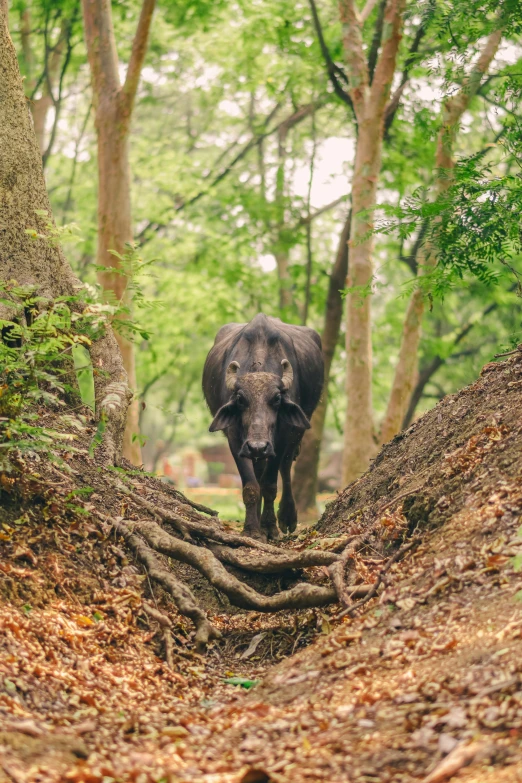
[277,446,298,534]
[228,430,263,541]
[259,457,280,541]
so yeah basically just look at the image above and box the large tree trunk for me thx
[82,0,156,465]
[94,95,141,464]
[0,0,131,464]
[293,211,351,515]
[379,27,503,446]
[339,0,406,484]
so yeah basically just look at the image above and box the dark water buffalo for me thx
[203,313,324,541]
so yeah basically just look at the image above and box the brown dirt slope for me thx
[1,352,522,783]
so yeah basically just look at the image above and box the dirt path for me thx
[1,353,522,782]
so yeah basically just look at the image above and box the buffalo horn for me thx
[225,361,240,391]
[281,359,293,390]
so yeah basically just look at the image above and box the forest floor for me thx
[1,351,522,783]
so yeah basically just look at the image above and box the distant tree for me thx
[13,0,80,163]
[82,0,156,464]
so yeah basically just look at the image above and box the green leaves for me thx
[222,676,260,689]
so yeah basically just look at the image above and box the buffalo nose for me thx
[247,440,269,457]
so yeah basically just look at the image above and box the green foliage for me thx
[0,282,94,465]
[13,0,522,471]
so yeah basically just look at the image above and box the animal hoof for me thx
[242,528,267,543]
[266,527,280,541]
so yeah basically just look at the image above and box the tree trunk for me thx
[339,0,406,484]
[274,126,293,313]
[82,0,156,465]
[94,97,141,464]
[293,211,351,515]
[0,0,130,464]
[379,27,503,445]
[342,122,382,483]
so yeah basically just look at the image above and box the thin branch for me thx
[368,0,386,83]
[303,110,317,325]
[360,0,380,23]
[384,18,429,134]
[297,194,348,227]
[495,344,522,358]
[308,0,355,115]
[42,15,76,167]
[62,102,92,224]
[121,0,157,118]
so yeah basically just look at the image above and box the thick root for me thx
[127,518,372,611]
[328,533,371,608]
[208,543,339,573]
[116,481,300,553]
[113,519,221,652]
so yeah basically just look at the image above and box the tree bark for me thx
[82,0,156,465]
[340,0,406,485]
[274,125,293,313]
[293,211,351,515]
[379,27,503,446]
[0,0,131,464]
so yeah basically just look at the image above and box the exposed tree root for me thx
[328,533,371,607]
[112,519,221,652]
[336,538,419,619]
[102,480,412,653]
[121,517,372,612]
[153,479,219,517]
[115,480,292,552]
[208,543,339,573]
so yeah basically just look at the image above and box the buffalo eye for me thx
[271,393,281,407]
[236,392,248,408]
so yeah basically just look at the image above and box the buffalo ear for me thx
[280,398,311,430]
[209,401,237,432]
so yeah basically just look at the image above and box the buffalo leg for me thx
[259,457,280,541]
[228,431,263,540]
[277,446,298,534]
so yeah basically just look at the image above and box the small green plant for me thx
[0,281,98,466]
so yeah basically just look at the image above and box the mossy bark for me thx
[0,0,131,464]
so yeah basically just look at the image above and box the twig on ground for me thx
[336,538,419,619]
[142,601,172,627]
[163,630,175,670]
[494,343,522,358]
[421,741,495,783]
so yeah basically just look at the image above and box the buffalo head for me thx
[209,359,311,459]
